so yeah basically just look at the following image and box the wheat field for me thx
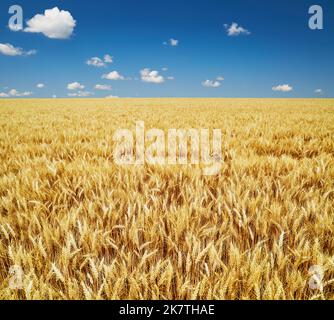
[0,98,333,300]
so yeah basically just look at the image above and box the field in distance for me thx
[0,98,333,300]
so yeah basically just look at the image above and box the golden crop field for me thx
[0,98,333,300]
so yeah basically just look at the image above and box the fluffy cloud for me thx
[36,83,45,88]
[224,23,250,36]
[87,54,113,68]
[24,7,76,39]
[104,54,113,63]
[102,71,125,81]
[315,89,323,94]
[67,82,85,90]
[95,84,112,90]
[164,39,179,46]
[272,84,293,92]
[170,38,179,46]
[8,89,18,96]
[9,89,33,97]
[140,68,164,84]
[202,80,221,88]
[87,57,105,67]
[216,76,225,81]
[0,89,33,98]
[0,43,36,56]
[68,91,93,97]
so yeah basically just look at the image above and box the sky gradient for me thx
[0,0,333,98]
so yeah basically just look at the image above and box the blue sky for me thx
[0,0,333,98]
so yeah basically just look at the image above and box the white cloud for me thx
[9,89,33,97]
[104,54,113,63]
[95,84,112,90]
[224,22,250,36]
[36,83,45,89]
[105,95,119,98]
[9,89,18,96]
[102,71,125,80]
[87,57,105,68]
[216,76,225,81]
[140,68,164,84]
[21,91,33,96]
[272,84,293,92]
[87,54,113,67]
[167,76,175,80]
[67,82,85,90]
[24,7,76,39]
[0,43,36,56]
[202,80,221,88]
[27,50,37,56]
[162,67,168,72]
[315,89,323,94]
[0,43,20,56]
[164,39,179,46]
[0,89,33,98]
[68,91,93,97]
